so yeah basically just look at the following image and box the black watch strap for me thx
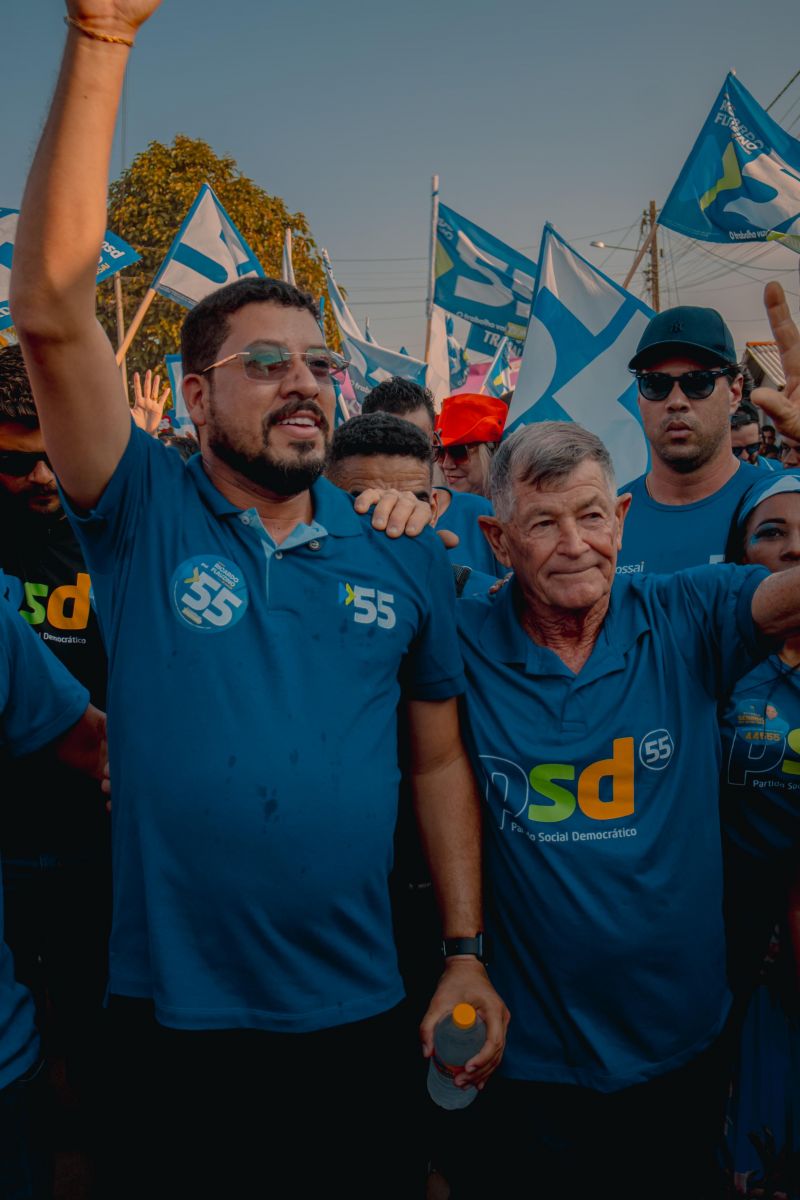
[441,934,485,963]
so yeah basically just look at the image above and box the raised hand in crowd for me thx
[131,368,169,435]
[753,281,800,443]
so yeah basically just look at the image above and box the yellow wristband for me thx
[64,15,134,47]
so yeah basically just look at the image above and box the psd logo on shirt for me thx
[171,556,249,633]
[339,581,396,629]
[480,730,676,834]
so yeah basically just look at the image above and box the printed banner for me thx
[660,73,800,251]
[507,225,652,488]
[0,207,140,332]
[153,185,264,309]
[434,202,536,338]
[465,323,525,359]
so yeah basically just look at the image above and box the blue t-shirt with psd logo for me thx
[617,462,761,577]
[64,425,464,1033]
[0,595,89,1088]
[720,656,800,860]
[457,563,770,1092]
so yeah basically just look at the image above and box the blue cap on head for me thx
[628,306,737,371]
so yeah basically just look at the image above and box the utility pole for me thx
[649,200,660,313]
[638,201,661,311]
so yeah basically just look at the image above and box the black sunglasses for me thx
[634,367,733,402]
[732,443,761,459]
[0,450,53,477]
[433,443,477,464]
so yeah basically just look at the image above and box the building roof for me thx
[744,341,785,390]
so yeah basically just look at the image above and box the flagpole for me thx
[113,273,128,391]
[115,287,156,365]
[424,174,439,362]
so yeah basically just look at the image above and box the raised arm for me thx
[10,2,162,509]
[407,697,509,1087]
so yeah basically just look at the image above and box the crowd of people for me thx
[1,3,800,1199]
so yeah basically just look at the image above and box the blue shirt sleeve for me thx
[400,536,466,701]
[0,603,90,756]
[646,563,773,699]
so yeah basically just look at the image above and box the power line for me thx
[766,66,800,112]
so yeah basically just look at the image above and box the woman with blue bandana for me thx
[721,472,800,1192]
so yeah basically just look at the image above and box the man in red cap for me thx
[434,393,507,498]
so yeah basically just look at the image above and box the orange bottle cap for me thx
[452,1003,477,1029]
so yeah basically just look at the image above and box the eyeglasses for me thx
[732,443,760,459]
[433,443,479,464]
[634,367,733,402]
[0,450,53,477]
[202,344,349,384]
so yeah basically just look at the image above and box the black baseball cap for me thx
[629,305,738,370]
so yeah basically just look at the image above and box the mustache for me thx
[266,398,330,436]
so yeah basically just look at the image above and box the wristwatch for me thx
[441,933,486,964]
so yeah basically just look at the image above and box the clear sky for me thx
[6,0,800,358]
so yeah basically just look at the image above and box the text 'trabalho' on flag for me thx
[434,202,537,340]
[659,73,800,252]
[153,184,264,309]
[506,225,652,489]
[0,207,139,333]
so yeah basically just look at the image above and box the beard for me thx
[207,396,331,496]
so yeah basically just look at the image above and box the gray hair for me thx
[490,422,617,521]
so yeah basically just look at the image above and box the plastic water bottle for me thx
[427,1003,487,1110]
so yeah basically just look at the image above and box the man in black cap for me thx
[617,305,762,575]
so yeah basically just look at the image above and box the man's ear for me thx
[479,515,512,568]
[615,492,633,550]
[182,373,209,430]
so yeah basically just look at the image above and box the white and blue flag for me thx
[434,202,537,340]
[446,316,470,389]
[507,225,652,488]
[483,337,513,399]
[165,354,193,432]
[0,207,140,332]
[660,73,800,251]
[153,185,264,309]
[323,253,430,402]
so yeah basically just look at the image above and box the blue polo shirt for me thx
[720,656,800,860]
[0,597,89,1088]
[64,426,464,1033]
[457,564,770,1091]
[434,489,505,577]
[617,462,761,576]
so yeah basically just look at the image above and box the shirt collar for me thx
[187,457,362,537]
[477,577,649,681]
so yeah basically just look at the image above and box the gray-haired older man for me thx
[451,419,800,1198]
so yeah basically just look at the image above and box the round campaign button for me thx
[171,555,249,633]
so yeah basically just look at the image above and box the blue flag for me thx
[465,323,525,360]
[483,337,513,399]
[434,202,537,339]
[0,207,139,332]
[660,73,800,251]
[507,225,652,488]
[154,184,264,309]
[446,316,470,389]
[165,354,194,432]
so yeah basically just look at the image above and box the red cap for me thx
[435,394,507,447]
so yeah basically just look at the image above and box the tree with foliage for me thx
[98,134,332,391]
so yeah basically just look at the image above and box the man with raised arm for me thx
[10,5,508,1196]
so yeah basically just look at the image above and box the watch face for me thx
[442,935,484,960]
